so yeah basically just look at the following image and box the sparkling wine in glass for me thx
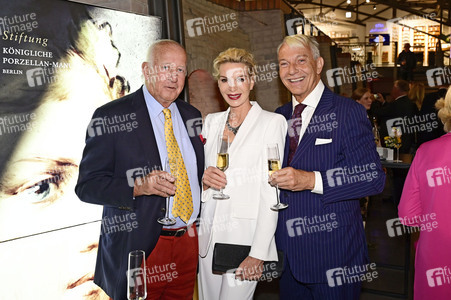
[267,143,288,211]
[157,158,176,225]
[127,250,147,300]
[213,135,230,200]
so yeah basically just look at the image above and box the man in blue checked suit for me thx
[270,35,385,299]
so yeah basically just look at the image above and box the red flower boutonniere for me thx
[199,134,206,145]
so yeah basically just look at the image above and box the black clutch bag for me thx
[212,243,284,278]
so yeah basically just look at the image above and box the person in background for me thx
[351,87,376,125]
[76,40,204,300]
[418,85,448,145]
[351,87,373,111]
[398,87,451,300]
[408,82,425,111]
[373,80,418,153]
[397,43,417,81]
[198,48,287,300]
[270,34,385,300]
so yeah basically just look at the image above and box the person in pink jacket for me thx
[399,87,451,300]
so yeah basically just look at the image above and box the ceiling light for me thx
[373,5,376,10]
[346,12,352,18]
[366,0,370,2]
[346,0,351,3]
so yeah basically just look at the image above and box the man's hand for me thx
[235,256,264,281]
[202,166,226,191]
[133,170,176,197]
[269,167,315,191]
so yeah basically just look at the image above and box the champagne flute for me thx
[213,134,230,200]
[127,250,147,300]
[267,143,288,211]
[157,157,176,225]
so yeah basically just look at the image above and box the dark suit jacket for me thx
[418,88,447,144]
[275,87,385,283]
[75,87,204,299]
[372,95,418,153]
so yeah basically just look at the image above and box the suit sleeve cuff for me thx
[311,171,323,194]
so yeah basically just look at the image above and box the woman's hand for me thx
[202,166,227,191]
[235,256,264,281]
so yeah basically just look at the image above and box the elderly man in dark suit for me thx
[75,40,204,300]
[270,34,385,299]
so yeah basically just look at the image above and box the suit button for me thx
[161,207,166,212]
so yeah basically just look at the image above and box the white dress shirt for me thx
[291,80,325,194]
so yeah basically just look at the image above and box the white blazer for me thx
[198,102,287,261]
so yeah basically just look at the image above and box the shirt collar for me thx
[395,94,406,101]
[291,80,325,111]
[142,85,176,118]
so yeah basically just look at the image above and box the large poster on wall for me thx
[0,0,160,298]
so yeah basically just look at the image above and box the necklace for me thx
[226,117,242,135]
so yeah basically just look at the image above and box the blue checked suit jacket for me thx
[275,87,385,284]
[75,87,204,299]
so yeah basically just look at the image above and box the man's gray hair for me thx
[277,35,321,60]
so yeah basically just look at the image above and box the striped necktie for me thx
[163,108,193,224]
[288,103,307,165]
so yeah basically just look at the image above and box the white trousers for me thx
[198,243,257,300]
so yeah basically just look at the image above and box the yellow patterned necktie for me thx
[163,108,193,224]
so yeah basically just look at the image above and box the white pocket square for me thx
[315,138,332,145]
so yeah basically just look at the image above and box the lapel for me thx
[290,88,334,165]
[276,102,292,167]
[131,88,162,167]
[228,102,262,156]
[175,99,205,185]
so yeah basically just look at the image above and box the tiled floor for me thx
[254,195,414,299]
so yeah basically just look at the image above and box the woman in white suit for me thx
[198,48,287,299]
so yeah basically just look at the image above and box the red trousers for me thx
[145,225,198,300]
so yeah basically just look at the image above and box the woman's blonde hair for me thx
[408,82,425,110]
[212,48,256,80]
[435,87,451,133]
